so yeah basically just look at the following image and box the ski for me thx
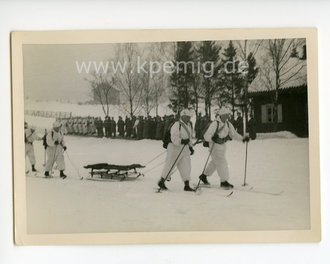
[154,186,170,193]
[194,184,211,189]
[233,186,283,196]
[26,170,67,179]
[193,184,234,197]
[26,172,54,179]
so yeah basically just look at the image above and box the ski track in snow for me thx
[24,134,310,234]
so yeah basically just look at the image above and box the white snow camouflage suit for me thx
[203,117,242,182]
[25,128,39,166]
[45,129,67,172]
[161,119,193,182]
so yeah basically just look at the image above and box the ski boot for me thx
[44,171,51,178]
[60,170,67,179]
[199,174,210,185]
[158,178,168,190]
[184,181,195,192]
[220,181,234,190]
[32,165,37,172]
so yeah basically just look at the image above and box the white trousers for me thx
[45,145,65,171]
[25,143,36,166]
[161,143,191,182]
[204,143,229,182]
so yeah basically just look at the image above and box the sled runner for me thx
[84,163,145,181]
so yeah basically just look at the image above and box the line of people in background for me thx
[56,112,257,140]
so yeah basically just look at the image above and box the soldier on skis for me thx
[158,109,195,192]
[25,121,41,173]
[199,107,249,189]
[44,121,68,179]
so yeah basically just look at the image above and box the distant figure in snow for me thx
[248,115,257,140]
[137,116,144,140]
[199,107,249,189]
[104,116,111,138]
[110,117,116,138]
[96,117,104,137]
[125,117,133,138]
[158,109,195,192]
[44,121,68,179]
[117,116,125,137]
[25,121,41,172]
[194,112,203,139]
[235,112,244,136]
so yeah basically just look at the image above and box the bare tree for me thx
[152,73,167,116]
[234,40,262,132]
[139,43,170,116]
[141,71,154,115]
[114,43,144,118]
[263,38,306,130]
[86,72,115,117]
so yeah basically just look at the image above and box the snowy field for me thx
[24,99,175,120]
[25,133,310,234]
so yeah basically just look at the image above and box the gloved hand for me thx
[189,146,194,155]
[242,136,250,143]
[54,140,59,145]
[211,133,219,142]
[181,138,190,145]
[203,141,209,148]
[63,146,67,151]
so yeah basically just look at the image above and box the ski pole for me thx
[65,151,82,180]
[194,142,215,190]
[49,144,58,176]
[43,147,46,167]
[163,144,185,182]
[242,140,249,186]
[156,144,185,192]
[42,129,47,167]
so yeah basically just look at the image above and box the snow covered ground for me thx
[25,134,310,234]
[24,99,175,120]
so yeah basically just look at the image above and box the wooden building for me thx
[248,84,308,137]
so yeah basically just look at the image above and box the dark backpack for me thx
[202,121,219,147]
[42,130,55,149]
[203,120,233,147]
[42,133,48,149]
[162,121,181,149]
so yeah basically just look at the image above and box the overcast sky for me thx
[23,40,306,102]
[23,44,118,102]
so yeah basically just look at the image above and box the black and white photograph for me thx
[11,28,320,244]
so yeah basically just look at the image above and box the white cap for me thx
[180,109,192,117]
[216,107,231,116]
[53,121,62,128]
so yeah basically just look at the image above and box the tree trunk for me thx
[231,76,235,117]
[244,76,249,135]
[155,90,159,116]
[204,96,209,119]
[194,86,199,117]
[273,71,280,131]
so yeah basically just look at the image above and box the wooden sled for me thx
[84,163,145,181]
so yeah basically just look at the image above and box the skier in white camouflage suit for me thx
[25,121,41,172]
[158,109,195,192]
[199,107,249,189]
[44,121,68,178]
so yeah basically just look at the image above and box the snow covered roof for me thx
[248,55,307,94]
[248,75,307,94]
